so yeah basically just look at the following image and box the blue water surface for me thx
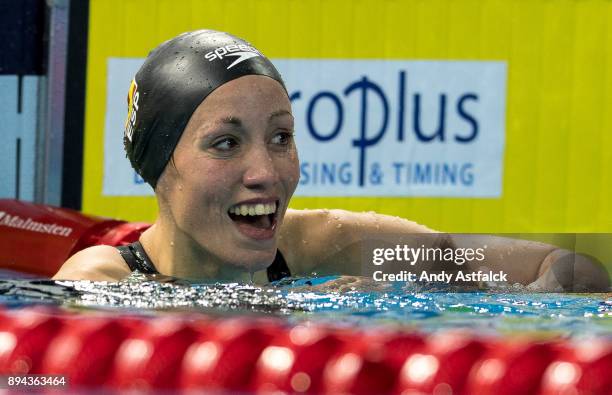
[0,272,610,339]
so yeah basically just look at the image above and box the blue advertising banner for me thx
[103,59,506,197]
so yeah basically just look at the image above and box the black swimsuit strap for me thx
[117,241,159,274]
[116,241,291,282]
[267,250,292,282]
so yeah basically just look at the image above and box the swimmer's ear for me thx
[170,155,184,183]
[162,154,180,179]
[170,155,179,173]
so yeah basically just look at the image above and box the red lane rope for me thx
[0,307,610,394]
[0,199,611,393]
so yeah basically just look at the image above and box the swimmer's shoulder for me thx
[279,208,437,274]
[282,208,435,231]
[52,245,131,282]
[281,208,435,244]
[278,209,331,274]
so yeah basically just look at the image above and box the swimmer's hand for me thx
[290,275,392,293]
[527,249,610,292]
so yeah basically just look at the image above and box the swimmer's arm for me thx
[279,209,437,276]
[52,245,132,282]
[450,235,555,285]
[452,235,610,291]
[281,211,610,290]
[527,249,610,292]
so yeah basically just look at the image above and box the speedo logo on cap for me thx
[124,78,140,142]
[204,44,262,70]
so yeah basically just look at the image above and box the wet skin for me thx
[52,77,610,291]
[144,75,300,280]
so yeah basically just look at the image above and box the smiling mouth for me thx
[228,201,278,238]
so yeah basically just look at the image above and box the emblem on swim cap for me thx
[123,29,286,188]
[204,44,263,69]
[124,78,139,142]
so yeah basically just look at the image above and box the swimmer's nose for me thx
[242,148,280,189]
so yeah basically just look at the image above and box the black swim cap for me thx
[123,30,286,188]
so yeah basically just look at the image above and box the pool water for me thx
[0,272,610,339]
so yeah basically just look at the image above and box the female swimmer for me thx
[53,30,608,292]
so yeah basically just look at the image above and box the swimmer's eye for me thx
[271,131,294,146]
[212,136,239,152]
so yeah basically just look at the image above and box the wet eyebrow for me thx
[269,110,293,121]
[217,116,242,126]
[211,111,292,129]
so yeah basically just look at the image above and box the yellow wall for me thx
[83,0,612,236]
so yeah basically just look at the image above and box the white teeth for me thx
[229,202,277,216]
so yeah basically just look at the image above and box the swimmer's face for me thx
[157,75,299,272]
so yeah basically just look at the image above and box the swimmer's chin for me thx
[223,253,276,274]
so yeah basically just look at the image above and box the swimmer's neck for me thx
[139,223,260,283]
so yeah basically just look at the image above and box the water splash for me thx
[0,273,610,338]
